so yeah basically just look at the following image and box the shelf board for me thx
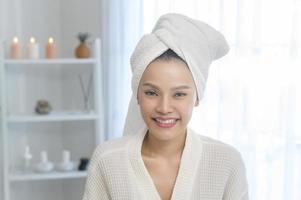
[8,112,99,122]
[9,171,87,181]
[4,58,96,65]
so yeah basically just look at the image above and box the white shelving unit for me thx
[0,39,104,200]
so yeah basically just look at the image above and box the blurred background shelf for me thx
[9,171,87,182]
[4,58,96,65]
[8,112,99,123]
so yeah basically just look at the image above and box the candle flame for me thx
[48,37,54,43]
[30,37,36,43]
[13,37,19,43]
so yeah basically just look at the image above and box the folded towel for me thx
[124,13,229,136]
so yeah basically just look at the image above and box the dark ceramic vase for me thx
[78,158,90,171]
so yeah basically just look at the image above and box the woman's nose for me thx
[155,96,173,114]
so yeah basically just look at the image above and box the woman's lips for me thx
[152,118,178,128]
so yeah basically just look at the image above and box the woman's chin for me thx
[147,127,184,142]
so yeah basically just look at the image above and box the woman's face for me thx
[138,59,199,141]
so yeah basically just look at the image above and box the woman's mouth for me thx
[152,118,178,128]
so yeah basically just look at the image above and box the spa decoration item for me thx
[46,37,57,59]
[75,32,91,58]
[28,37,39,59]
[35,100,52,115]
[56,150,74,172]
[10,37,22,59]
[23,145,33,173]
[78,157,90,171]
[78,73,93,112]
[34,151,54,173]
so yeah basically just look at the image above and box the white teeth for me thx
[156,119,176,124]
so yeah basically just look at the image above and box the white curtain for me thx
[100,0,144,139]
[142,0,301,199]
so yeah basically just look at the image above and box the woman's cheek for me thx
[180,100,195,119]
[140,98,155,113]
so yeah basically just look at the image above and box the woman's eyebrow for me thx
[142,82,191,90]
[172,85,192,90]
[142,83,160,89]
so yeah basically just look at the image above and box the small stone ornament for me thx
[35,100,52,115]
[34,151,54,173]
[56,150,74,172]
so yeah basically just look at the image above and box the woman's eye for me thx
[145,91,157,96]
[174,92,187,97]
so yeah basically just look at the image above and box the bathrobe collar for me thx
[128,127,202,200]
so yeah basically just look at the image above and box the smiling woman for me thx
[82,13,248,200]
[138,52,199,199]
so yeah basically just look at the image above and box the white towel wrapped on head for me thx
[124,13,229,136]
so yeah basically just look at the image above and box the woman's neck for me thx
[142,130,187,158]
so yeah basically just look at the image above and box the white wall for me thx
[60,0,101,57]
[60,0,101,112]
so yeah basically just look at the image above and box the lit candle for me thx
[10,37,22,59]
[46,37,57,59]
[28,37,39,59]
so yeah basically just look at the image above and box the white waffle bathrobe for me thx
[82,128,248,199]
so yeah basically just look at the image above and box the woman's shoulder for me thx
[91,135,132,159]
[190,129,245,168]
[201,134,239,153]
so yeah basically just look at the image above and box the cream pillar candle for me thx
[28,37,39,59]
[46,37,56,58]
[10,37,22,59]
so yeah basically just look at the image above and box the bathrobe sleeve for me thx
[222,152,249,200]
[82,147,110,200]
